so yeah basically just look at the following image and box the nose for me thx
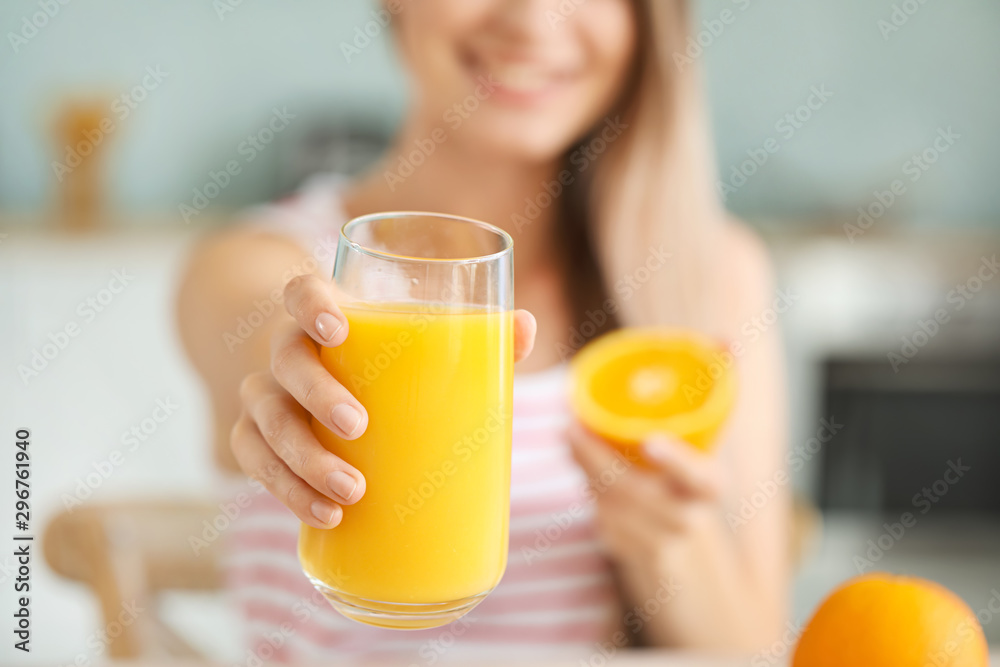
[492,0,563,44]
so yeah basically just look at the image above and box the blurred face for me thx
[393,0,637,162]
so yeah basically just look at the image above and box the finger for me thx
[568,423,696,530]
[240,374,365,505]
[513,309,536,363]
[283,274,349,347]
[601,472,702,533]
[593,499,697,567]
[568,425,688,529]
[566,422,634,491]
[591,499,665,564]
[230,413,343,529]
[270,327,368,440]
[642,434,722,501]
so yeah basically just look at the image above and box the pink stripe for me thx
[227,557,606,609]
[226,520,601,579]
[227,546,613,609]
[224,526,596,582]
[246,600,606,648]
[238,494,295,518]
[511,493,594,517]
[244,603,350,647]
[509,518,594,550]
[232,495,593,535]
[511,448,574,469]
[504,550,610,582]
[512,465,583,488]
[512,426,569,446]
[229,529,298,552]
[229,564,315,597]
[512,396,568,416]
[247,635,294,663]
[476,582,614,615]
[229,560,613,618]
[234,479,588,522]
[233,565,613,618]
[227,506,597,554]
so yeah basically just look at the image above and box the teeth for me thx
[489,64,550,93]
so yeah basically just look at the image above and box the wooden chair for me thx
[43,501,223,659]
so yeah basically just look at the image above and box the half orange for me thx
[569,328,736,452]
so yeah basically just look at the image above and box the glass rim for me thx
[340,211,514,265]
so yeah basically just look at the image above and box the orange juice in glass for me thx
[299,212,514,630]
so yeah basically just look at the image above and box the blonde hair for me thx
[561,0,724,337]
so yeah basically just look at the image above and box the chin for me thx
[456,117,578,164]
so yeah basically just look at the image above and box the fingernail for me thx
[315,312,342,342]
[311,500,341,527]
[331,404,363,438]
[642,436,672,462]
[327,470,359,503]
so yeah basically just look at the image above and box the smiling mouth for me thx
[462,50,575,103]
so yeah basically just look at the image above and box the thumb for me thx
[513,309,536,363]
[642,434,721,500]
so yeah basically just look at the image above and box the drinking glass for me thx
[299,211,514,630]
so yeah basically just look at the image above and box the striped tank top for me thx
[224,174,619,661]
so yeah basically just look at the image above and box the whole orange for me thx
[793,573,988,667]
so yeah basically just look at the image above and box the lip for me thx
[461,49,576,107]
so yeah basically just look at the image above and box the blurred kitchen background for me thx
[2,0,1000,664]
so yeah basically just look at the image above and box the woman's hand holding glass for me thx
[230,273,537,530]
